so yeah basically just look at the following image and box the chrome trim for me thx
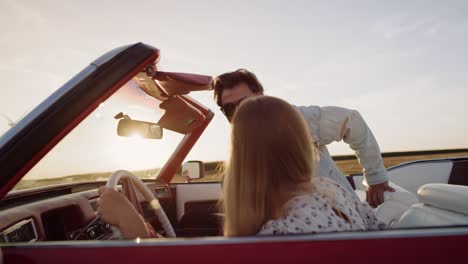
[2,226,467,248]
[0,218,38,243]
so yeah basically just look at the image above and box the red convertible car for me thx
[0,43,467,263]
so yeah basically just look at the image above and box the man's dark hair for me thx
[212,69,264,107]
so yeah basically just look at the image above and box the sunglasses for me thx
[220,97,247,120]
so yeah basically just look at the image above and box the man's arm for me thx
[318,106,387,183]
[300,106,394,206]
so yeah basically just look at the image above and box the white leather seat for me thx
[355,181,419,226]
[418,183,468,215]
[390,184,468,229]
[390,203,468,229]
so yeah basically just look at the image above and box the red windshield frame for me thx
[155,95,214,183]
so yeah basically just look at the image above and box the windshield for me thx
[13,80,184,191]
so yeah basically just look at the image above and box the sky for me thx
[1,0,468,177]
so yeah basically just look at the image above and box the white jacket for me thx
[296,105,389,191]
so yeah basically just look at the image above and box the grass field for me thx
[13,149,468,189]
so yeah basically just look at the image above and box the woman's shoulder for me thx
[312,176,357,203]
[258,193,335,235]
[312,176,345,190]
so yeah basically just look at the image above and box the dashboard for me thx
[0,183,175,243]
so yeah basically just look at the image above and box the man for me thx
[212,69,394,207]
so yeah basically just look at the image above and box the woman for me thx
[98,96,382,238]
[222,95,382,236]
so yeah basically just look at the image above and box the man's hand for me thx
[366,181,395,208]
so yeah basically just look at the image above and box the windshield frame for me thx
[156,95,214,184]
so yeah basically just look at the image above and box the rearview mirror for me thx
[117,119,163,139]
[181,161,205,180]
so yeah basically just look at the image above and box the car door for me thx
[2,227,468,263]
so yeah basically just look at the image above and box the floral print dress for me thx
[258,177,384,235]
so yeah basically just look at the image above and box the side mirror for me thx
[117,119,163,139]
[181,161,205,180]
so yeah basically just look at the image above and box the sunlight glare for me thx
[129,133,144,139]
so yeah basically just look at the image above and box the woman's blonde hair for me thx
[222,96,317,236]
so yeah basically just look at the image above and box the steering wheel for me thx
[105,170,176,238]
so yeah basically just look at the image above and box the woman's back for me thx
[222,96,382,237]
[258,177,384,235]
